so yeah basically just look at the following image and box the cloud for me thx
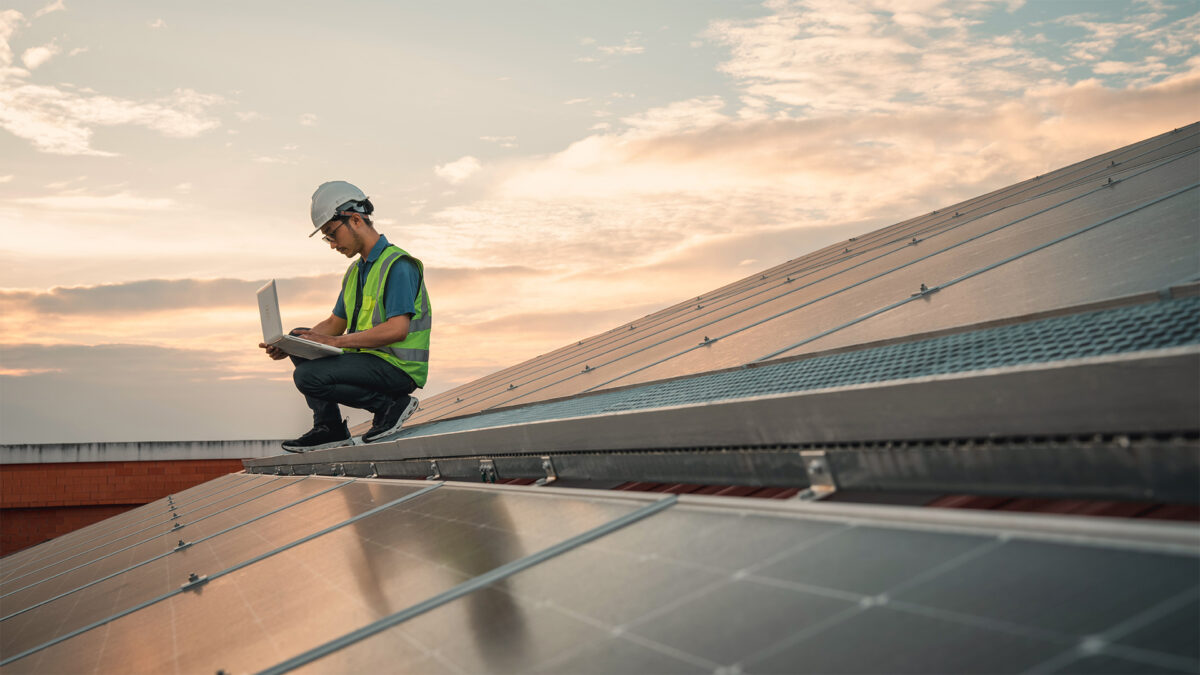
[20,41,58,69]
[13,190,177,211]
[0,10,25,71]
[434,155,482,184]
[597,32,645,55]
[33,0,65,19]
[620,96,728,136]
[148,18,167,29]
[702,0,1197,117]
[0,174,12,183]
[0,367,61,376]
[299,113,318,126]
[407,56,1198,282]
[0,343,312,443]
[235,111,267,122]
[577,32,645,62]
[0,276,338,318]
[563,97,591,105]
[0,28,225,159]
[480,135,517,148]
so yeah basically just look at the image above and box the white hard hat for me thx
[309,181,368,237]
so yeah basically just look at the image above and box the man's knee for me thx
[292,360,324,394]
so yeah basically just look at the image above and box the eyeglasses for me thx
[321,219,348,243]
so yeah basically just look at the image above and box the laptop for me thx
[257,280,343,359]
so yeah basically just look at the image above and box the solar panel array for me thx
[390,124,1198,433]
[372,291,1200,442]
[3,474,1197,674]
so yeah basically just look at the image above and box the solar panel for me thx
[1,482,657,673]
[0,472,252,584]
[398,126,1199,427]
[293,293,1197,446]
[0,477,362,656]
[255,489,1199,675]
[0,476,301,602]
[778,180,1199,360]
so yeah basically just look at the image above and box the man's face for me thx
[320,217,359,258]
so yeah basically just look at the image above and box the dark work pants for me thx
[291,353,417,426]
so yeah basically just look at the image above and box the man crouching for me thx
[260,181,430,451]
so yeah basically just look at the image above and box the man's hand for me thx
[259,342,289,360]
[294,329,340,346]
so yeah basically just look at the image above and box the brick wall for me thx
[0,459,244,556]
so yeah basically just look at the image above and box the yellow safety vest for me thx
[340,244,431,387]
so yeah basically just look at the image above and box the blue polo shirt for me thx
[333,234,421,331]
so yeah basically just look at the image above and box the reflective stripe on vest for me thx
[341,244,431,388]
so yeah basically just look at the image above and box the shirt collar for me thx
[361,234,390,265]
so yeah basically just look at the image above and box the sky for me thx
[1,0,1197,444]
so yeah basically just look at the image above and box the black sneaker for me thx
[281,419,352,453]
[362,396,419,444]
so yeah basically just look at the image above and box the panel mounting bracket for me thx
[180,572,209,592]
[796,450,837,501]
[479,458,498,483]
[534,456,558,486]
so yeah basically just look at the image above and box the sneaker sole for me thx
[362,397,420,444]
[281,438,353,453]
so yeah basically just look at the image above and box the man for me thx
[260,181,431,452]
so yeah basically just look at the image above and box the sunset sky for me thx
[1,0,1197,444]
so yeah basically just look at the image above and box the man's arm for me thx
[259,313,347,360]
[298,314,410,349]
[309,314,347,337]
